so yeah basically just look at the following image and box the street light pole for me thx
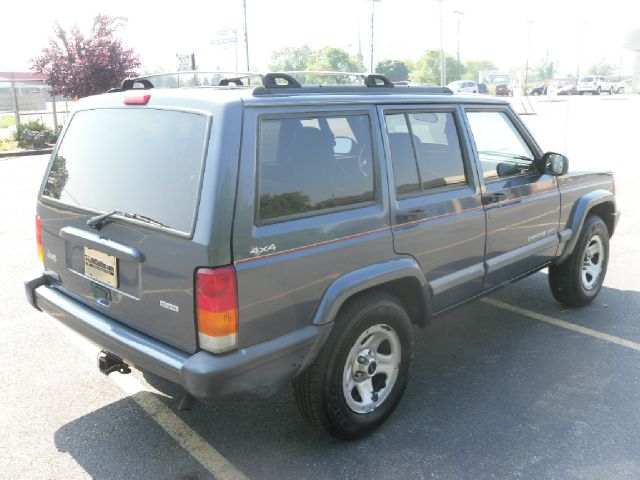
[242,0,250,70]
[438,0,446,86]
[524,20,534,95]
[368,0,381,73]
[453,10,464,81]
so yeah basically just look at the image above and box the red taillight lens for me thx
[35,214,43,263]
[196,266,238,353]
[123,94,151,105]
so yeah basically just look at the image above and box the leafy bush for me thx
[11,119,62,147]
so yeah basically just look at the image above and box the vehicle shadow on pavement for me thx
[55,273,640,480]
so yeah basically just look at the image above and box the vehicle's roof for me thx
[76,85,509,112]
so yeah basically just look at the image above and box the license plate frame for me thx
[84,247,119,288]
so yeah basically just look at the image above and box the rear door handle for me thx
[482,192,506,205]
[398,208,427,223]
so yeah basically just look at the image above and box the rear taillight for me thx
[196,266,238,354]
[35,214,43,263]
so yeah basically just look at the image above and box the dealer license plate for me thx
[84,247,118,288]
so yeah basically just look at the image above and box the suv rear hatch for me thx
[38,105,212,353]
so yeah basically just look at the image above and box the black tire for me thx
[548,215,609,307]
[293,292,413,440]
[595,87,601,95]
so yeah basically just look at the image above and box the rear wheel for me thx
[548,215,609,307]
[595,87,601,95]
[293,292,413,440]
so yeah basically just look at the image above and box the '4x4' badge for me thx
[250,243,277,256]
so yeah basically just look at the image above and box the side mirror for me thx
[541,152,569,176]
[334,136,355,155]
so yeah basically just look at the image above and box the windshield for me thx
[580,77,594,82]
[42,108,209,234]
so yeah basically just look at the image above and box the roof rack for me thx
[109,71,453,96]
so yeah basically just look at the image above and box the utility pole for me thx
[368,0,381,73]
[524,20,534,95]
[243,0,250,70]
[438,0,446,86]
[453,10,464,81]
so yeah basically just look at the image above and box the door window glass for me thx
[385,111,468,194]
[466,111,534,180]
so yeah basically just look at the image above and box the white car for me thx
[577,76,613,95]
[447,80,478,93]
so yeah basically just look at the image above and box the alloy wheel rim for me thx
[581,234,604,290]
[342,324,401,414]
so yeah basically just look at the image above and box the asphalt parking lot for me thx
[1,93,639,480]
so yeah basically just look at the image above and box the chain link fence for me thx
[0,78,74,149]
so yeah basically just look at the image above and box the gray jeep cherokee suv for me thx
[25,72,619,439]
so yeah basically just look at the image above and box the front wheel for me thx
[548,215,609,307]
[293,292,413,440]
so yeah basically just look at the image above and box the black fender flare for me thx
[311,257,431,327]
[555,189,618,264]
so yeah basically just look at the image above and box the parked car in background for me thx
[447,80,478,93]
[558,84,578,96]
[495,84,512,96]
[529,84,548,96]
[577,76,613,95]
[612,79,630,94]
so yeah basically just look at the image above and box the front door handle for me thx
[482,192,506,205]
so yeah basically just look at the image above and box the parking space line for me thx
[57,323,248,480]
[482,297,640,353]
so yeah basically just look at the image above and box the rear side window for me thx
[43,109,208,234]
[257,114,375,222]
[385,111,468,195]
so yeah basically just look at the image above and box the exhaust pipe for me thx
[98,350,131,375]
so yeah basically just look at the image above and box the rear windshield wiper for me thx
[87,209,168,229]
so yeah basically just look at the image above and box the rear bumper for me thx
[25,275,332,399]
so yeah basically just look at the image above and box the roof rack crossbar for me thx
[108,78,154,93]
[262,73,302,88]
[364,74,394,87]
[134,71,260,81]
[218,77,245,86]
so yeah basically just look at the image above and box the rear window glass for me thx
[43,108,208,233]
[580,77,594,82]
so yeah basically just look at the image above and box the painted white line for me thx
[56,322,248,480]
[482,297,640,353]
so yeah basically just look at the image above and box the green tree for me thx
[462,59,496,82]
[308,47,364,73]
[410,49,463,85]
[587,61,616,77]
[375,59,410,81]
[269,45,315,71]
[535,60,555,81]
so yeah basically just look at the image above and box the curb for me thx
[0,148,53,158]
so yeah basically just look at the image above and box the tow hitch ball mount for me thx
[97,350,131,375]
